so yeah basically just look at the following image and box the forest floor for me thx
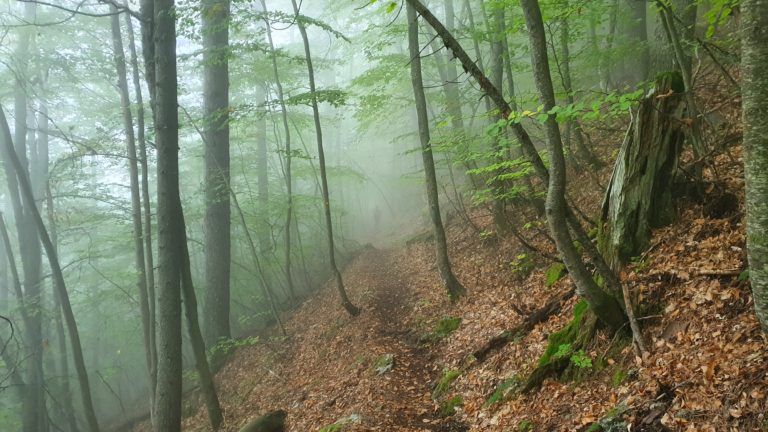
[171,142,768,432]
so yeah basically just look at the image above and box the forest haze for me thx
[0,0,765,431]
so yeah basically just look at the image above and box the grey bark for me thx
[255,83,271,254]
[407,2,467,302]
[622,0,650,84]
[123,0,158,406]
[202,0,232,346]
[291,0,359,316]
[110,7,155,419]
[742,0,768,333]
[600,73,685,269]
[151,0,183,428]
[520,0,626,330]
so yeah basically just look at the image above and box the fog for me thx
[0,0,663,429]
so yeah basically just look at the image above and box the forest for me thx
[0,0,766,430]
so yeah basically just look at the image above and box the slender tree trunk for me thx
[742,0,768,333]
[179,231,223,429]
[255,83,271,254]
[291,0,359,316]
[407,2,467,302]
[623,0,650,84]
[110,8,155,419]
[520,0,626,330]
[260,0,296,303]
[202,0,232,347]
[123,0,158,407]
[151,0,183,428]
[0,107,100,431]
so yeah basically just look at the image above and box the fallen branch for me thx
[472,288,575,362]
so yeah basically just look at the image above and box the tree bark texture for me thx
[520,0,626,330]
[600,73,685,269]
[152,0,183,428]
[742,0,768,332]
[202,0,232,347]
[407,2,467,302]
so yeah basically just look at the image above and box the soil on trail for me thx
[181,247,467,432]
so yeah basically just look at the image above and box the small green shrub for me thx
[510,253,535,279]
[612,369,628,387]
[569,350,593,369]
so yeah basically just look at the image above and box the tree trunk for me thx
[291,0,359,316]
[110,7,156,419]
[520,0,626,330]
[202,0,232,347]
[741,0,768,333]
[180,230,224,429]
[0,107,101,431]
[600,72,685,269]
[255,83,271,254]
[622,0,650,84]
[261,0,297,303]
[124,0,158,408]
[151,0,183,428]
[407,2,467,302]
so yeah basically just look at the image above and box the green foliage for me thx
[433,369,461,400]
[439,395,463,417]
[210,336,261,360]
[286,89,348,108]
[545,262,566,287]
[510,253,535,279]
[318,414,362,432]
[702,0,738,38]
[433,317,462,339]
[569,350,593,369]
[539,300,589,367]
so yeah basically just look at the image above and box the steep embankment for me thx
[176,150,767,432]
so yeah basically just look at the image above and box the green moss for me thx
[439,395,463,417]
[484,375,522,407]
[318,424,344,432]
[539,300,589,367]
[433,317,462,339]
[433,369,461,400]
[545,263,566,287]
[372,353,394,375]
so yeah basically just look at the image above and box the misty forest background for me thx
[0,0,765,431]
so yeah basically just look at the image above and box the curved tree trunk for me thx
[290,0,359,316]
[407,2,467,302]
[520,0,626,330]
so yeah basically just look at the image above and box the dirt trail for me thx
[185,247,466,432]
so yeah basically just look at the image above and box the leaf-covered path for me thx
[182,247,467,431]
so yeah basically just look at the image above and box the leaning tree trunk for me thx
[0,107,101,432]
[742,0,768,333]
[520,0,626,330]
[290,0,359,316]
[600,72,685,269]
[407,2,467,302]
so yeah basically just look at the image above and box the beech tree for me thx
[742,0,768,333]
